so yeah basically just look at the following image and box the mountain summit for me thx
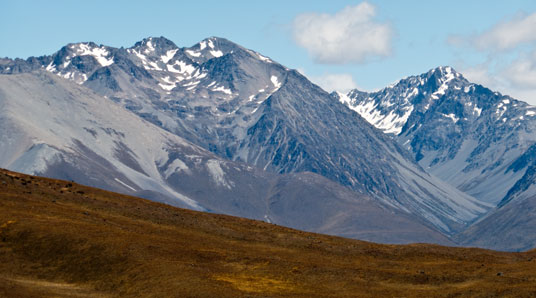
[337,66,536,250]
[337,65,536,206]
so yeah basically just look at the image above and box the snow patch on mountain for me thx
[271,75,281,89]
[159,82,176,91]
[338,91,414,135]
[443,113,459,123]
[72,43,114,67]
[210,50,223,57]
[131,49,148,64]
[144,39,155,53]
[164,158,190,178]
[212,85,232,95]
[206,159,233,189]
[185,50,201,57]
[257,53,272,63]
[168,60,196,75]
[161,49,178,63]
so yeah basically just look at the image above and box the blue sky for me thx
[3,0,536,103]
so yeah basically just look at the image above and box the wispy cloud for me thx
[458,53,536,104]
[503,50,536,89]
[292,2,393,64]
[450,12,536,104]
[463,12,536,52]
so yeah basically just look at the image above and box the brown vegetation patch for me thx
[0,168,535,297]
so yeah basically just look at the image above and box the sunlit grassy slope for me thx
[0,169,535,297]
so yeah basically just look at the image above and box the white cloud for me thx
[458,64,502,89]
[458,52,536,105]
[310,73,359,93]
[503,51,536,89]
[449,12,536,52]
[501,51,536,104]
[292,2,393,64]
[450,11,536,105]
[473,12,536,52]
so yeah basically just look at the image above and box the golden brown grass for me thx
[0,168,535,297]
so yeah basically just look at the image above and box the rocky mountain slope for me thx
[0,71,453,245]
[0,37,489,235]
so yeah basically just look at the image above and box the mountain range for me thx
[1,36,534,251]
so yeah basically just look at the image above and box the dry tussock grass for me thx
[0,169,535,297]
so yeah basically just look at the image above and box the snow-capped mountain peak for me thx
[427,66,463,81]
[131,36,179,57]
[335,66,473,135]
[63,42,115,67]
[184,36,238,62]
[38,42,116,84]
[338,65,536,212]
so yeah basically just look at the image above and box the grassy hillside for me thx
[0,169,535,297]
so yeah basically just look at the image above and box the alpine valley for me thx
[0,37,534,251]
